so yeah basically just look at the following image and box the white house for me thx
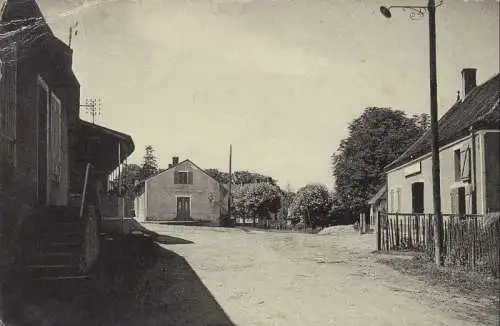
[134,157,228,225]
[385,69,499,216]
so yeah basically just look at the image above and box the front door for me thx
[176,197,190,220]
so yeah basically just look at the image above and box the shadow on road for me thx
[2,236,233,326]
[154,234,194,245]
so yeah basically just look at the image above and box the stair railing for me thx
[80,163,92,218]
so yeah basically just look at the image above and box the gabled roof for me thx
[386,73,500,171]
[368,184,387,205]
[141,158,223,186]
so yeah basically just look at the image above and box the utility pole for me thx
[80,98,102,124]
[379,0,444,267]
[228,144,233,226]
[428,0,444,266]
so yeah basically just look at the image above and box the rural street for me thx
[144,224,497,326]
[2,224,497,326]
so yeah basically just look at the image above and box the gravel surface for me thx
[144,224,499,326]
[2,224,498,325]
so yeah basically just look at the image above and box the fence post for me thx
[395,213,399,248]
[385,217,389,250]
[359,212,364,235]
[416,215,420,248]
[377,211,381,251]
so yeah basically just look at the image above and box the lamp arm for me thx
[386,0,443,20]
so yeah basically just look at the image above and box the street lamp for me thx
[379,0,444,266]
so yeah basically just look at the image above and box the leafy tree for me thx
[204,169,277,186]
[287,183,332,228]
[139,145,159,181]
[232,183,281,224]
[232,171,277,186]
[413,113,431,132]
[205,168,231,184]
[332,107,426,210]
[279,189,296,220]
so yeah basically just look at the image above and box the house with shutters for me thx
[0,0,134,283]
[134,157,228,225]
[385,69,499,216]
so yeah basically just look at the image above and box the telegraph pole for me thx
[228,144,233,225]
[68,22,78,48]
[379,0,444,267]
[427,0,444,266]
[80,98,102,124]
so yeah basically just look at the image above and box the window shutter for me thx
[390,190,394,213]
[174,171,179,184]
[396,188,401,213]
[188,172,193,184]
[0,43,17,167]
[450,188,458,214]
[460,148,471,181]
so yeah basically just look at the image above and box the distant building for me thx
[367,184,387,226]
[134,157,228,225]
[385,69,499,216]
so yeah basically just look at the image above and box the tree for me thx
[413,113,431,132]
[204,169,277,186]
[205,168,231,184]
[332,107,426,210]
[139,145,159,181]
[287,183,332,229]
[232,183,281,225]
[279,189,296,220]
[233,171,277,186]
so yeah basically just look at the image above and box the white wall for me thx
[134,192,146,222]
[387,131,488,215]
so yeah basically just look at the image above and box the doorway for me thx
[37,78,48,205]
[176,196,191,220]
[458,187,466,215]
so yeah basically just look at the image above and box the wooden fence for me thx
[377,212,500,276]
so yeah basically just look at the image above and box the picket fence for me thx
[377,212,500,276]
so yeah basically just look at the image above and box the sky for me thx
[28,0,500,190]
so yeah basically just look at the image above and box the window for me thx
[49,93,62,182]
[411,182,424,213]
[174,171,193,184]
[458,187,466,215]
[454,149,461,181]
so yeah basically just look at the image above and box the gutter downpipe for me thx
[470,125,477,214]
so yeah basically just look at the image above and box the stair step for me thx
[36,275,91,281]
[47,241,82,248]
[23,264,83,278]
[29,252,80,265]
[41,232,84,239]
[25,264,74,269]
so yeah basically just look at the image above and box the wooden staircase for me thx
[22,206,94,281]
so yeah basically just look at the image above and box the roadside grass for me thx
[376,252,500,306]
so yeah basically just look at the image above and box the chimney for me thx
[461,68,477,97]
[172,156,179,166]
[168,164,172,169]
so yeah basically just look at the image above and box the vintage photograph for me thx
[0,0,499,325]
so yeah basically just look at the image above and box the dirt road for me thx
[2,224,497,326]
[146,224,498,326]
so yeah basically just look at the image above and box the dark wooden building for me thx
[0,0,134,283]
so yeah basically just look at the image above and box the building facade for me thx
[0,0,134,282]
[135,157,228,225]
[385,69,499,216]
